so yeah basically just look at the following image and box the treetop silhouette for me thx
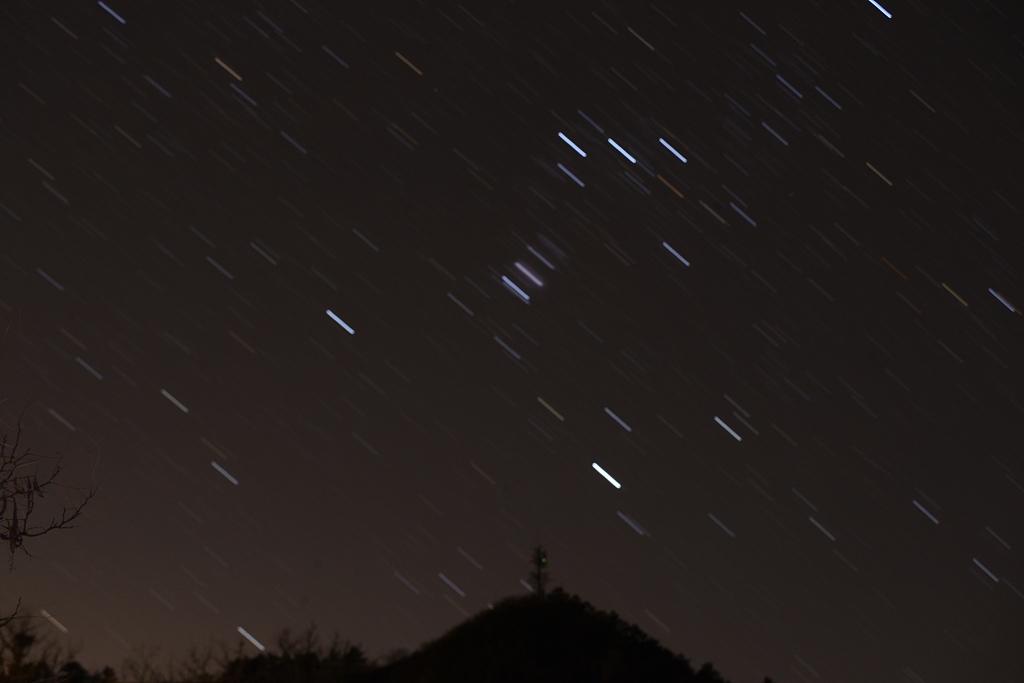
[528,544,549,597]
[0,538,773,682]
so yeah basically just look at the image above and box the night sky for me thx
[1,0,1022,681]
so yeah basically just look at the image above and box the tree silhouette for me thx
[0,615,118,681]
[0,554,778,682]
[0,312,96,627]
[528,544,549,597]
[0,419,95,569]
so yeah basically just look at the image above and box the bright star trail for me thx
[1,1,1020,682]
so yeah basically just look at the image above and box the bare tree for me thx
[120,643,164,683]
[0,312,96,628]
[166,643,219,683]
[1,419,96,566]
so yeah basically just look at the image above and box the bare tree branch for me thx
[1,421,97,570]
[0,598,21,631]
[1,311,97,633]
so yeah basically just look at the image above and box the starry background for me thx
[1,0,1022,681]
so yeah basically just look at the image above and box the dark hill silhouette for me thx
[1,590,774,682]
[2,544,774,682]
[212,546,766,683]
[356,588,733,683]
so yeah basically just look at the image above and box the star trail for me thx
[1,0,1022,681]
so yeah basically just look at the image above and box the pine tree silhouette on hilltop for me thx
[364,544,742,683]
[0,544,776,682]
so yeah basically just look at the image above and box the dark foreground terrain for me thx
[2,590,771,682]
[356,589,739,683]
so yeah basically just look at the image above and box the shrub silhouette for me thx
[1,544,765,682]
[216,625,370,683]
[0,590,757,682]
[0,617,113,683]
